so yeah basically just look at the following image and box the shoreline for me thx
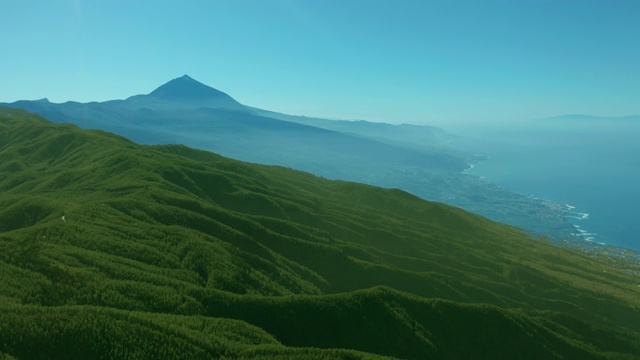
[466,161,604,246]
[464,160,640,262]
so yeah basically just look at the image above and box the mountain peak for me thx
[150,75,228,101]
[124,75,245,110]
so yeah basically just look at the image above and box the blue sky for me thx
[2,0,639,125]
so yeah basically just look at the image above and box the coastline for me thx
[462,161,640,268]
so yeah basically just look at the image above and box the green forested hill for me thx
[1,107,639,359]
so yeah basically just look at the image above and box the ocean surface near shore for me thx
[459,120,640,252]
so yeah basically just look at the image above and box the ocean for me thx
[458,119,640,251]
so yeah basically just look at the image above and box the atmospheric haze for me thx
[1,1,639,125]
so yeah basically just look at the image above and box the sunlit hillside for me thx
[1,108,639,359]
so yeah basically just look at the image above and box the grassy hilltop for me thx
[0,107,639,359]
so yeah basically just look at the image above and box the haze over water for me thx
[462,118,640,251]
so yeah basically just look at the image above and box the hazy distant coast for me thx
[457,119,640,253]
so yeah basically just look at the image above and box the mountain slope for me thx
[1,108,639,359]
[248,106,461,154]
[3,77,468,174]
[1,76,585,243]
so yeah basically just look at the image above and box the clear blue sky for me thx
[2,0,639,125]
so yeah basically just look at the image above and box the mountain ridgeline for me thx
[2,76,580,240]
[1,108,639,359]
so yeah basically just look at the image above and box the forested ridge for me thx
[1,107,639,359]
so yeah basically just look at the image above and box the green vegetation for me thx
[1,107,639,359]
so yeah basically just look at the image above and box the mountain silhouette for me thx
[149,75,231,101]
[123,75,246,110]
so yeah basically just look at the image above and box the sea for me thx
[456,119,640,252]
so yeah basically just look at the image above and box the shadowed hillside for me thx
[1,108,639,359]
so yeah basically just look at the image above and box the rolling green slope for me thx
[1,107,639,359]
